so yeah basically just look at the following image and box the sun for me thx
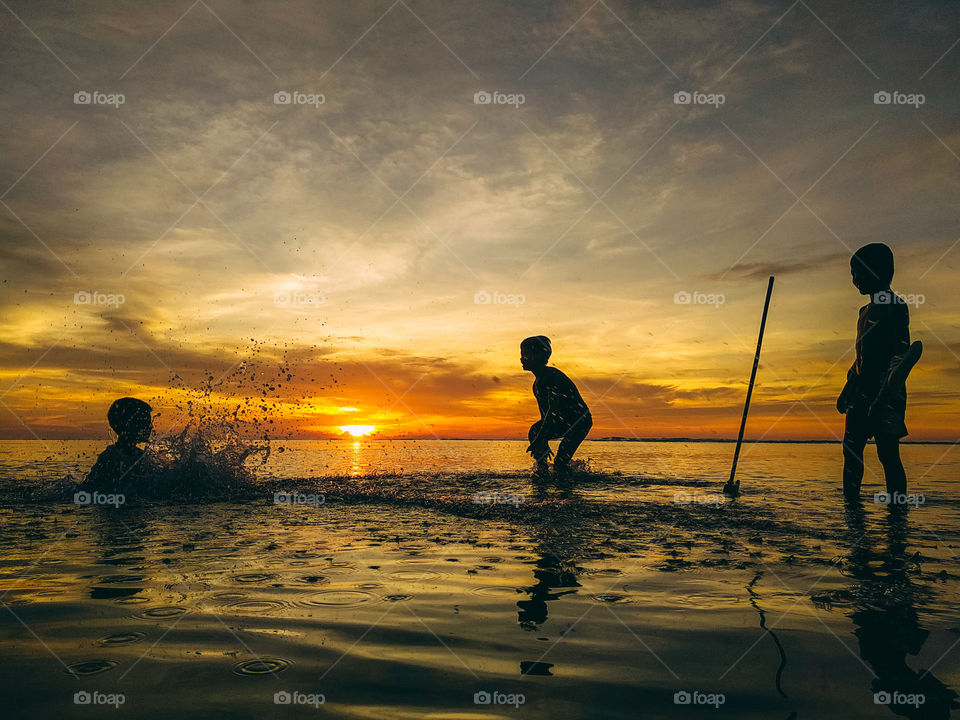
[339,424,376,438]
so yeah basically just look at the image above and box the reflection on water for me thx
[842,503,959,718]
[517,505,585,634]
[0,440,958,718]
[745,571,790,699]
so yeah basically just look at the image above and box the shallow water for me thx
[1,440,959,718]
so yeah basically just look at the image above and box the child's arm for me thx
[837,362,857,413]
[526,380,556,456]
[527,412,553,456]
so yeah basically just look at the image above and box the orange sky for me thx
[1,1,957,442]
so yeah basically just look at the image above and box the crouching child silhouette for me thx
[520,336,592,480]
[80,398,156,498]
[837,243,917,502]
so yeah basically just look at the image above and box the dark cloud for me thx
[704,252,848,282]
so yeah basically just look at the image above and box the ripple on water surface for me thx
[66,660,118,676]
[114,595,150,605]
[316,562,357,576]
[232,573,276,583]
[220,599,289,613]
[387,570,443,582]
[99,632,145,646]
[470,585,523,598]
[232,657,292,676]
[298,589,377,607]
[136,605,188,620]
[294,575,328,585]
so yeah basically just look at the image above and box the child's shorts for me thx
[845,390,908,441]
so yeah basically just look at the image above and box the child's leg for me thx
[842,427,869,500]
[528,421,551,475]
[555,415,592,474]
[875,434,906,496]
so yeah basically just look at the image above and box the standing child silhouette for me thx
[837,243,911,501]
[520,336,592,479]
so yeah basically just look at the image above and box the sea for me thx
[0,438,958,718]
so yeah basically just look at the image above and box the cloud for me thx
[0,0,957,440]
[704,252,848,281]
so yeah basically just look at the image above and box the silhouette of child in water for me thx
[837,243,910,500]
[81,397,156,496]
[521,336,592,479]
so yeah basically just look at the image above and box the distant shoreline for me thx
[2,437,955,445]
[410,438,957,445]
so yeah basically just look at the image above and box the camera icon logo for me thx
[74,491,92,505]
[74,91,92,105]
[673,91,692,105]
[474,691,492,704]
[875,290,893,304]
[274,91,292,105]
[74,691,92,705]
[674,291,691,305]
[474,90,492,105]
[474,290,491,305]
[74,290,91,304]
[472,492,493,505]
[874,91,892,105]
[874,691,892,705]
[274,691,292,704]
[874,492,891,505]
[674,690,692,704]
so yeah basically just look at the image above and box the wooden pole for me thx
[724,276,775,496]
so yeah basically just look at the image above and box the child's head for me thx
[520,336,552,370]
[107,397,152,444]
[850,243,894,295]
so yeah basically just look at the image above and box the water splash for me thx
[141,418,270,500]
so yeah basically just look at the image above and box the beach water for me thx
[1,439,958,718]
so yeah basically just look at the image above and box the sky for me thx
[0,0,958,442]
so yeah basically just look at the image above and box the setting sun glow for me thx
[339,425,376,438]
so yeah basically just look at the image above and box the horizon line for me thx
[2,437,955,445]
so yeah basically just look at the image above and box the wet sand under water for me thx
[1,441,959,718]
